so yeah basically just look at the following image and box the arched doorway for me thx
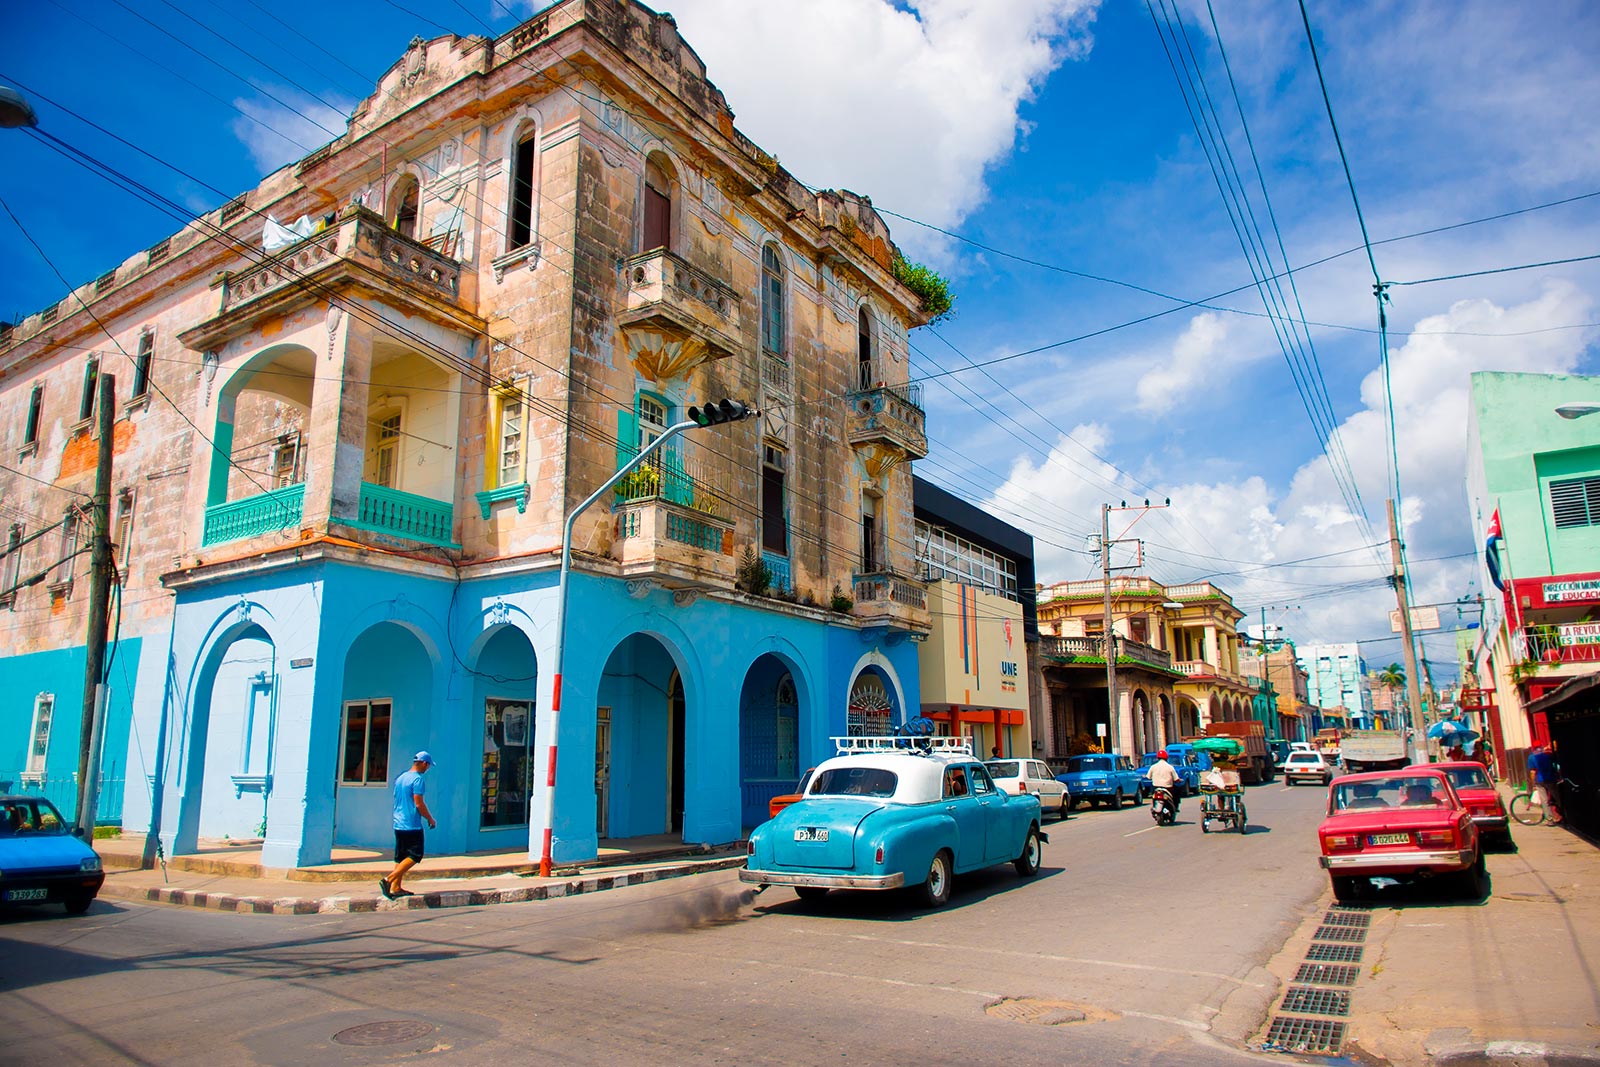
[738,654,802,829]
[847,669,897,736]
[1159,694,1176,745]
[335,621,435,849]
[1133,689,1152,755]
[469,625,536,839]
[597,632,684,840]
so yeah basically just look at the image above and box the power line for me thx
[1393,252,1600,287]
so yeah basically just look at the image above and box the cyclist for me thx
[1529,744,1563,825]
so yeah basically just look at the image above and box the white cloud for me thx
[230,89,350,175]
[1136,311,1230,414]
[653,0,1100,257]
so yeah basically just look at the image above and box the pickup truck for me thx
[1339,729,1411,774]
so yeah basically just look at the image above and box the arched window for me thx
[857,306,874,390]
[391,175,420,240]
[761,244,784,355]
[643,155,673,252]
[508,127,538,250]
[847,674,893,737]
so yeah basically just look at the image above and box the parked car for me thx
[1317,768,1485,902]
[1282,751,1334,786]
[1056,753,1144,809]
[0,795,105,915]
[767,768,816,819]
[986,758,1069,817]
[1432,760,1513,850]
[741,737,1045,908]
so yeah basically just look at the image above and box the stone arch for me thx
[641,147,682,254]
[467,623,538,841]
[387,169,422,240]
[505,113,543,253]
[737,648,810,829]
[209,342,319,512]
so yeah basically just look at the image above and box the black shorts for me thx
[394,829,425,863]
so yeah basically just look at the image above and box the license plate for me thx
[793,827,829,843]
[1368,833,1410,846]
[4,888,48,902]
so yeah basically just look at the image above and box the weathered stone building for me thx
[0,0,937,866]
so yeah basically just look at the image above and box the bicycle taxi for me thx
[1194,737,1248,834]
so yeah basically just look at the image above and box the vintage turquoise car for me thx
[740,737,1045,908]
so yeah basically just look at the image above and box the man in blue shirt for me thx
[1529,744,1562,825]
[382,751,437,899]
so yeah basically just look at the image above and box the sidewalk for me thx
[90,834,749,916]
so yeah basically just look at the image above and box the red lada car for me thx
[1317,768,1485,904]
[1432,760,1513,851]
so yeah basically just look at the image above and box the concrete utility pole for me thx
[1387,498,1428,756]
[1101,503,1117,758]
[75,371,117,835]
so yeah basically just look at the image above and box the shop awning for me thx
[924,707,1026,726]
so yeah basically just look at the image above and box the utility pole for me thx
[1387,498,1427,759]
[74,372,117,835]
[1101,504,1117,758]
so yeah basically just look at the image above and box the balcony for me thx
[845,381,927,460]
[611,500,737,589]
[203,484,305,547]
[1165,582,1232,601]
[617,249,742,374]
[1511,625,1600,668]
[182,206,467,350]
[1039,577,1163,602]
[1040,635,1173,671]
[851,571,930,633]
[343,483,457,548]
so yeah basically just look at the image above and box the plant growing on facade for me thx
[890,251,954,325]
[615,462,661,500]
[735,546,771,597]
[830,583,854,613]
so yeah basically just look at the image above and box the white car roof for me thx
[810,750,975,805]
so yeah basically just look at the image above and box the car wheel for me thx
[1456,853,1488,900]
[1498,831,1517,853]
[1013,826,1042,877]
[1331,876,1362,903]
[64,895,94,916]
[1112,788,1124,809]
[1131,788,1144,807]
[919,849,953,908]
[1286,777,1296,787]
[794,886,829,902]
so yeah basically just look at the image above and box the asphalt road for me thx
[1,781,1337,1067]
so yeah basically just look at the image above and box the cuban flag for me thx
[1484,509,1505,591]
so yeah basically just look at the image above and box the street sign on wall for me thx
[1389,606,1441,632]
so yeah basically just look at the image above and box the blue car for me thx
[740,737,1045,908]
[1139,744,1205,797]
[0,795,105,915]
[1056,753,1145,809]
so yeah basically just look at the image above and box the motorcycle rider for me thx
[1148,749,1181,815]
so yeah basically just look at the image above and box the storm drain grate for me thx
[1321,910,1371,928]
[1265,1016,1346,1055]
[1293,963,1360,987]
[1311,924,1366,942]
[1281,986,1352,1017]
[1305,942,1364,963]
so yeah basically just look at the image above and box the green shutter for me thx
[616,407,638,472]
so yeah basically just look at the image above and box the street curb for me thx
[98,855,749,916]
[1429,1039,1600,1066]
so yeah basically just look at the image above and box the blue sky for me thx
[5,0,1600,681]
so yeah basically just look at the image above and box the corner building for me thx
[0,1,935,867]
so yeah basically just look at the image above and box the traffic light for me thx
[688,398,754,427]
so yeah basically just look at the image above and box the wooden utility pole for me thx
[74,372,116,835]
[1387,499,1428,757]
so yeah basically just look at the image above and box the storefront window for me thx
[481,697,534,827]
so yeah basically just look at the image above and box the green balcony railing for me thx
[347,482,456,547]
[202,484,305,546]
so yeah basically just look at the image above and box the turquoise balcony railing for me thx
[763,551,792,593]
[202,484,305,546]
[348,482,456,547]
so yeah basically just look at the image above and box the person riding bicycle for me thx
[1529,744,1563,825]
[1148,749,1182,812]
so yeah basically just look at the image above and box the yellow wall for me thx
[921,582,1028,711]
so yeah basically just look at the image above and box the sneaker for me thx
[379,878,395,900]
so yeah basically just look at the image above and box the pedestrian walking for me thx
[382,751,437,899]
[1529,744,1563,825]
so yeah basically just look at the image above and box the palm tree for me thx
[1377,663,1405,690]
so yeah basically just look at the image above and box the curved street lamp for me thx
[0,86,38,129]
[1555,402,1600,420]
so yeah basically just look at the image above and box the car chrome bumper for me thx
[738,868,906,890]
[1320,848,1474,871]
[1470,814,1509,830]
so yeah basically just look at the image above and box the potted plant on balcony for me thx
[735,546,771,597]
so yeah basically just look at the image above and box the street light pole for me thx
[1101,503,1118,758]
[1387,499,1428,757]
[536,402,752,877]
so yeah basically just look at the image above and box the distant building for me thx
[1296,643,1370,726]
[1240,644,1310,742]
[912,477,1037,759]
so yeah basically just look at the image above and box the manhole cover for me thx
[332,1020,436,1047]
[984,997,1113,1027]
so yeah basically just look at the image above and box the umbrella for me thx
[1427,718,1479,743]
